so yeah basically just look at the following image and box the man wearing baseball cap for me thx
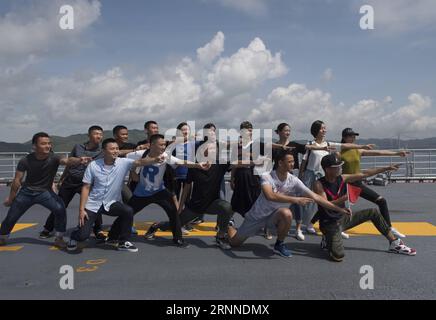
[313,154,416,262]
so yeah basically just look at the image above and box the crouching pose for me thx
[67,138,166,253]
[227,149,351,257]
[313,154,416,262]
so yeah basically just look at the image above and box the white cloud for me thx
[353,0,436,34]
[0,0,100,61]
[0,32,288,141]
[0,8,435,143]
[197,31,225,65]
[248,83,436,139]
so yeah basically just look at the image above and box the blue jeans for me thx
[290,203,302,224]
[0,187,66,236]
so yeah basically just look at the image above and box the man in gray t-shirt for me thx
[40,126,105,239]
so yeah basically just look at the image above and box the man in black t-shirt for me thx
[113,125,137,158]
[136,120,160,150]
[0,132,91,248]
[113,125,137,205]
[39,126,105,239]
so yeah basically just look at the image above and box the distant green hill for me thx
[0,131,435,152]
[0,130,146,152]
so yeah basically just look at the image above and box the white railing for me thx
[0,152,69,183]
[1,149,436,183]
[360,149,436,181]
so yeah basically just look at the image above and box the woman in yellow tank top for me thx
[340,128,410,238]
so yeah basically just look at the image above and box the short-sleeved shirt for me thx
[67,142,103,183]
[272,141,306,170]
[131,151,179,197]
[340,149,361,174]
[318,176,347,224]
[302,141,342,176]
[83,158,135,212]
[17,152,63,192]
[185,164,231,214]
[245,171,311,221]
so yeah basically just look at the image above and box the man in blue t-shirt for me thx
[126,134,210,248]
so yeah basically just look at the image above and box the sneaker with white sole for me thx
[306,225,317,235]
[295,229,305,241]
[118,241,139,252]
[389,239,416,256]
[67,239,78,252]
[181,227,190,235]
[390,227,406,238]
[341,232,350,239]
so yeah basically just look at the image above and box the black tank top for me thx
[318,175,347,223]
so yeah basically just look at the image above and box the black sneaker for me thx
[118,241,139,253]
[39,230,53,239]
[173,239,190,248]
[191,218,204,225]
[184,223,194,231]
[144,223,158,240]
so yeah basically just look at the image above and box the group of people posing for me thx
[0,119,416,261]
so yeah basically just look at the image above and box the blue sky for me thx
[1,0,436,142]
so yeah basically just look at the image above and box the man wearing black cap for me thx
[313,154,416,262]
[340,127,410,238]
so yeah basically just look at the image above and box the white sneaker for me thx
[306,225,317,235]
[181,227,190,236]
[341,232,350,239]
[389,239,416,256]
[295,229,305,241]
[390,227,406,238]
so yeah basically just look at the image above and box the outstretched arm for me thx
[342,164,401,184]
[361,150,410,157]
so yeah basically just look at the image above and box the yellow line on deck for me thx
[10,223,38,233]
[0,246,23,252]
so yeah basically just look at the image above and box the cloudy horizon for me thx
[1,0,436,143]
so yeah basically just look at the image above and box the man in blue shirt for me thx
[67,138,167,253]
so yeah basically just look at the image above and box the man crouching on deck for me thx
[313,154,416,262]
[227,149,351,257]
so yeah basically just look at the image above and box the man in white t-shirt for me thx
[125,134,210,248]
[227,149,351,258]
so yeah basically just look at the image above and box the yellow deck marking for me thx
[313,222,436,236]
[0,246,23,252]
[10,223,37,233]
[133,222,218,237]
[0,224,37,252]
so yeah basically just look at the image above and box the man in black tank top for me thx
[313,154,416,262]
